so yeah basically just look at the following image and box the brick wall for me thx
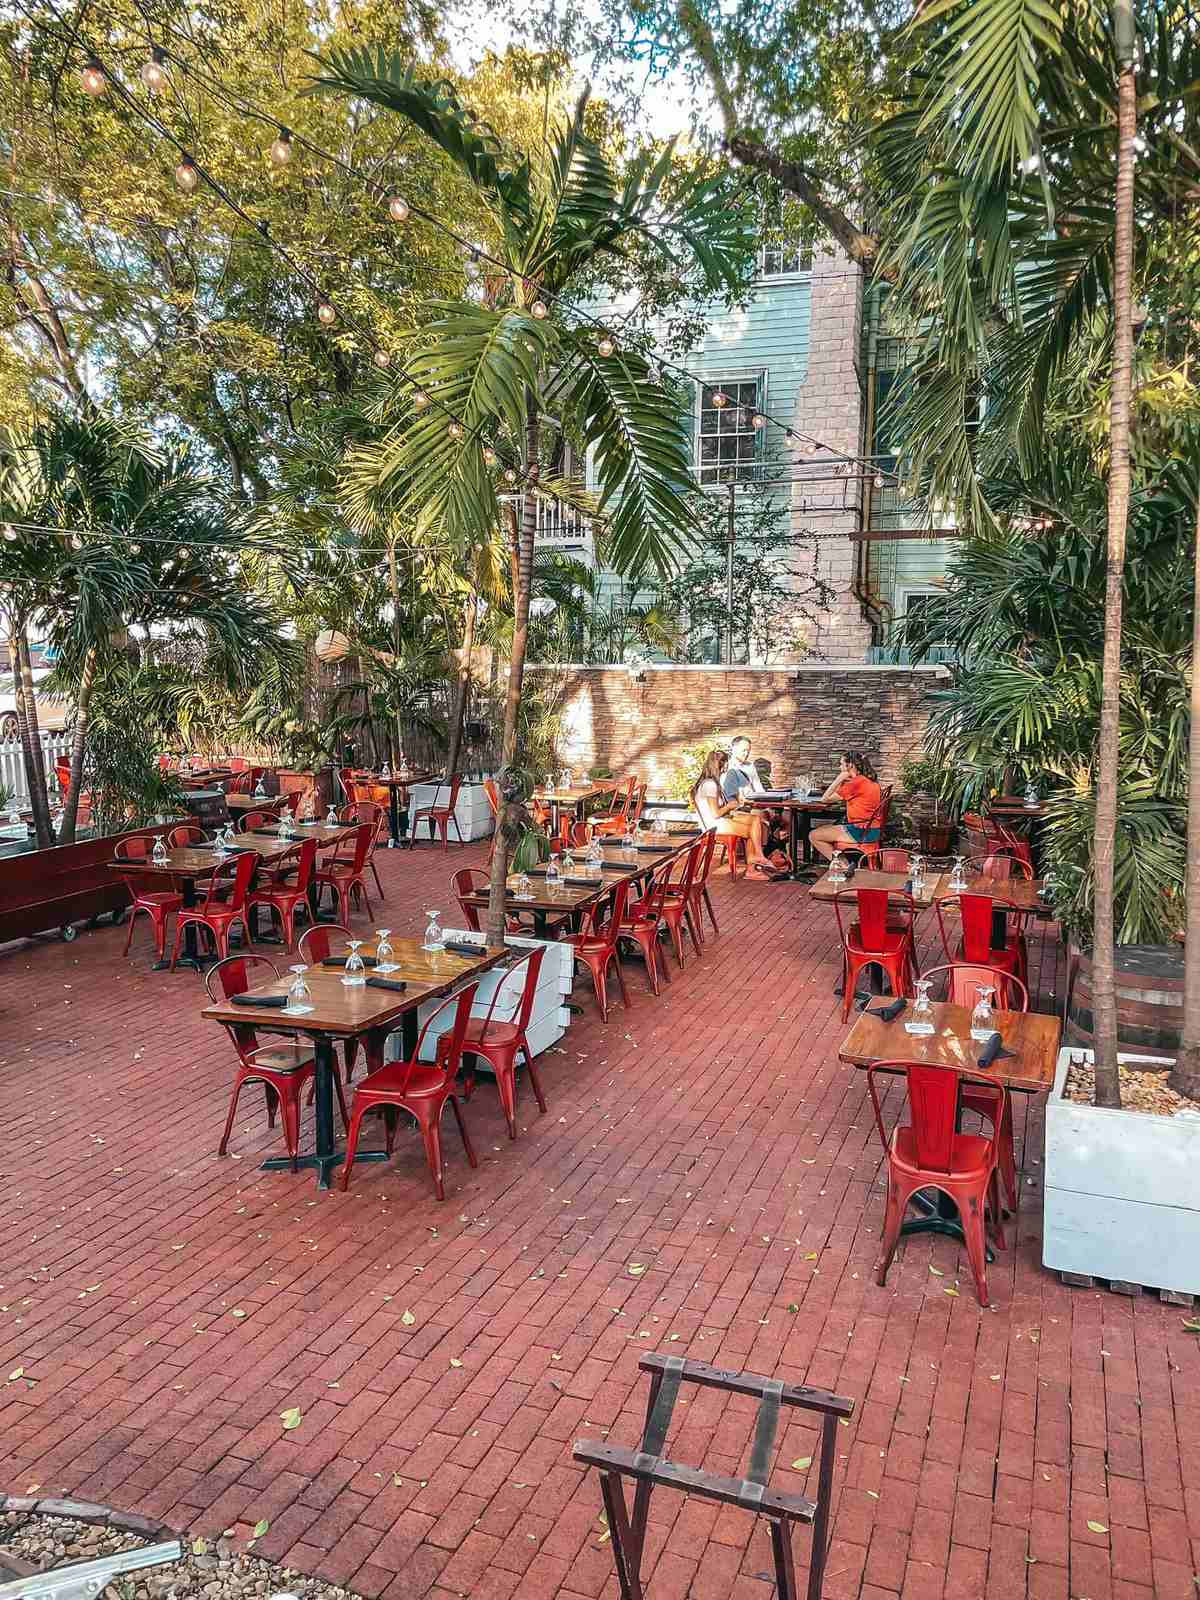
[533,663,948,791]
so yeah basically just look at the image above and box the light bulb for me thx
[412,389,429,410]
[751,413,766,431]
[80,58,107,97]
[504,468,517,484]
[70,535,83,549]
[597,335,615,357]
[482,447,498,467]
[803,439,818,456]
[177,546,188,560]
[269,130,293,167]
[530,300,548,319]
[711,390,728,409]
[447,421,464,440]
[387,195,410,222]
[175,156,199,193]
[140,51,168,93]
[316,301,336,326]
[2,524,15,541]
[372,347,391,368]
[873,472,884,490]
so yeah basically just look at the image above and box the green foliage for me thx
[658,729,733,802]
[81,662,187,834]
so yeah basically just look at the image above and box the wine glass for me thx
[561,842,576,875]
[397,749,409,778]
[586,829,603,866]
[285,964,314,1014]
[342,940,367,986]
[559,766,572,789]
[949,854,968,891]
[828,849,847,884]
[970,984,996,1042]
[1024,780,1039,809]
[514,871,533,899]
[152,833,168,865]
[380,760,392,780]
[422,908,444,951]
[253,775,267,800]
[546,853,561,892]
[375,928,398,973]
[277,811,292,839]
[325,804,338,825]
[905,978,936,1035]
[910,852,926,891]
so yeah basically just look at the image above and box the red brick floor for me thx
[1,841,1196,1600]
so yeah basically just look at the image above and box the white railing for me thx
[0,730,72,803]
[527,496,594,547]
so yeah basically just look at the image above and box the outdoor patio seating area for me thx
[2,837,1196,1600]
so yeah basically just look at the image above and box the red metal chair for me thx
[313,823,374,921]
[227,771,253,795]
[206,954,345,1171]
[236,809,277,834]
[452,866,487,932]
[715,834,747,878]
[921,962,1030,1211]
[969,853,1033,882]
[115,834,182,964]
[832,887,917,1021]
[168,825,209,848]
[442,948,548,1138]
[652,837,704,967]
[169,851,257,970]
[687,828,720,936]
[560,880,632,1022]
[618,860,674,995]
[295,923,362,1081]
[861,846,913,873]
[413,776,464,848]
[935,891,1026,985]
[333,801,387,899]
[592,775,638,837]
[989,814,1034,867]
[866,1057,1006,1307]
[341,984,480,1199]
[246,837,317,951]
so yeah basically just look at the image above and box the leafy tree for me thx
[309,51,753,937]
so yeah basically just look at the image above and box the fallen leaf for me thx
[393,1473,403,1486]
[1087,1521,1109,1534]
[401,1310,416,1326]
[866,1490,879,1499]
[928,1266,944,1277]
[627,1264,646,1276]
[944,1287,959,1297]
[551,1353,561,1361]
[279,1407,302,1431]
[252,1520,269,1538]
[450,1358,463,1368]
[230,1309,247,1319]
[6,1367,23,1382]
[803,1252,818,1261]
[786,1303,799,1313]
[791,1457,812,1470]
[1182,1318,1200,1333]
[192,1538,208,1556]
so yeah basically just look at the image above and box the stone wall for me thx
[531,663,949,792]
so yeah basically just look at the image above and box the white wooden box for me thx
[1043,1046,1200,1294]
[407,780,494,842]
[385,930,573,1066]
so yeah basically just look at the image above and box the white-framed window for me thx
[897,585,950,642]
[697,377,765,484]
[758,239,813,278]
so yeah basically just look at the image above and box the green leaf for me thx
[252,1520,270,1538]
[279,1407,302,1431]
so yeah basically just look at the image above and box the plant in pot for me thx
[899,753,956,856]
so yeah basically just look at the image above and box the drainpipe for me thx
[854,282,888,644]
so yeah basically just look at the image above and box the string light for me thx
[597,335,615,357]
[412,389,429,410]
[140,48,169,93]
[531,301,548,319]
[873,472,885,489]
[372,347,391,369]
[316,301,337,326]
[386,195,410,222]
[504,468,517,484]
[711,391,729,409]
[174,155,199,192]
[482,447,498,467]
[2,524,15,541]
[447,421,464,440]
[79,57,106,96]
[751,413,766,431]
[269,129,293,167]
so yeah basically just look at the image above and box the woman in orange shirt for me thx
[810,752,883,861]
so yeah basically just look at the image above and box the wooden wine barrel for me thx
[1065,943,1184,1057]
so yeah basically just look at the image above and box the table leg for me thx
[402,1010,418,1061]
[261,1034,386,1189]
[388,786,401,848]
[157,875,202,972]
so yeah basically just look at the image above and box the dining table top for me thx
[934,874,1045,912]
[809,867,948,911]
[531,782,611,805]
[239,822,355,847]
[838,999,1062,1094]
[201,935,509,1038]
[354,769,434,790]
[743,791,839,812]
[225,791,279,812]
[459,830,701,916]
[110,837,300,877]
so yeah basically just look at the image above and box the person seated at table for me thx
[810,752,883,861]
[691,750,785,880]
[722,736,765,800]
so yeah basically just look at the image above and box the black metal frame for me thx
[574,1355,853,1600]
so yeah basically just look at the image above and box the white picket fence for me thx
[0,731,72,804]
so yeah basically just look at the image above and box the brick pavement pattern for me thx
[1,839,1196,1600]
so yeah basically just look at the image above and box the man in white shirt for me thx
[721,735,765,801]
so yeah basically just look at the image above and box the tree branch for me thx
[726,137,878,264]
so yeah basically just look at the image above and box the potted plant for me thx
[898,753,955,855]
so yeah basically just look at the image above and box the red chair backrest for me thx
[630,858,674,925]
[834,886,913,953]
[862,846,911,873]
[280,788,304,816]
[204,952,279,1002]
[692,828,719,887]
[607,774,636,819]
[344,822,374,873]
[284,838,318,893]
[202,851,256,913]
[297,923,352,965]
[115,834,155,862]
[959,892,998,961]
[971,853,1032,881]
[439,776,462,813]
[669,837,702,900]
[480,946,545,1035]
[228,771,252,794]
[339,767,356,800]
[452,867,488,932]
[921,961,1029,1013]
[237,810,275,833]
[902,1061,960,1173]
[591,880,630,949]
[394,984,479,1093]
[169,825,208,847]
[482,778,500,819]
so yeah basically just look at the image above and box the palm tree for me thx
[0,411,288,844]
[309,55,752,937]
[1170,492,1200,1099]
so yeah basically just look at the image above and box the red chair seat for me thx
[461,1018,521,1049]
[848,925,910,958]
[891,1125,993,1179]
[356,1061,446,1098]
[137,889,183,912]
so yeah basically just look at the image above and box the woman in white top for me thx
[690,749,783,879]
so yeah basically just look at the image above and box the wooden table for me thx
[809,867,947,911]
[988,798,1046,820]
[530,783,610,835]
[933,874,1045,913]
[202,935,509,1188]
[351,770,433,847]
[226,791,280,815]
[744,793,840,878]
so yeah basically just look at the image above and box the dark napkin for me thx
[976,1031,1016,1067]
[564,874,603,886]
[230,993,287,1008]
[321,955,379,969]
[366,976,408,993]
[635,843,671,853]
[524,866,550,877]
[444,939,486,956]
[866,996,906,1021]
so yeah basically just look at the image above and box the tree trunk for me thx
[486,424,539,945]
[1169,487,1200,1101]
[444,593,477,782]
[57,647,97,845]
[14,627,52,848]
[387,540,403,767]
[1091,10,1137,1110]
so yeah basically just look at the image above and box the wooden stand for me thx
[573,1355,853,1600]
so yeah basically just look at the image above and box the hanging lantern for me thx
[269,129,294,167]
[80,57,107,97]
[387,194,410,222]
[140,49,168,93]
[313,629,351,664]
[175,155,200,193]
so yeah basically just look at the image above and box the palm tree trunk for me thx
[57,647,97,845]
[1091,4,1137,1110]
[444,593,477,782]
[486,416,539,944]
[1169,486,1200,1100]
[13,627,52,849]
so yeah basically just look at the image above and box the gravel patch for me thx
[1063,1058,1199,1117]
[0,1513,362,1600]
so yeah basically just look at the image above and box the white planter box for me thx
[407,780,494,842]
[385,930,573,1065]
[1043,1047,1200,1294]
